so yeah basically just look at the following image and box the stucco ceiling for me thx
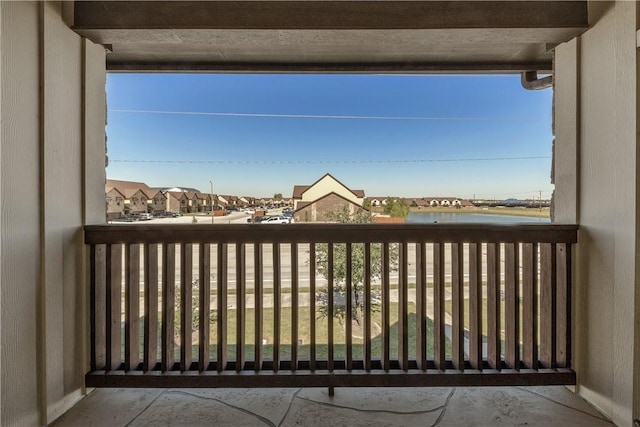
[72,1,589,73]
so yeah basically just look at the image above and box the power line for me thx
[110,109,547,122]
[109,156,550,164]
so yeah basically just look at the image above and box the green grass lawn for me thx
[162,302,451,364]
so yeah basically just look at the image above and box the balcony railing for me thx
[85,223,577,389]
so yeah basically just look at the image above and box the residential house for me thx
[3,2,640,426]
[219,195,239,209]
[165,191,183,213]
[216,194,229,209]
[148,190,167,214]
[293,173,366,222]
[105,187,125,220]
[121,188,150,214]
[367,197,389,207]
[190,192,208,212]
[179,192,194,213]
[238,196,253,207]
[406,198,430,208]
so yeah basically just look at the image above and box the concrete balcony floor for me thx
[53,386,612,426]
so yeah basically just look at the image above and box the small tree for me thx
[315,205,398,324]
[383,197,409,218]
[175,279,215,336]
[274,193,283,200]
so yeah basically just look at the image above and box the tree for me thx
[314,205,398,324]
[383,197,409,218]
[273,193,283,200]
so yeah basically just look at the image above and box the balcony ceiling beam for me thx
[72,1,589,72]
[73,1,588,31]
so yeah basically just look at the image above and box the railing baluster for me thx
[556,243,570,368]
[434,243,446,371]
[91,244,107,371]
[451,243,464,371]
[399,242,409,371]
[291,243,299,372]
[162,243,175,372]
[382,243,390,372]
[345,243,353,371]
[364,243,372,372]
[254,243,263,372]
[144,244,159,372]
[486,243,501,370]
[522,243,538,370]
[273,243,281,372]
[199,243,210,372]
[217,243,228,372]
[84,223,577,388]
[469,243,482,370]
[236,243,246,372]
[309,243,316,371]
[125,244,140,371]
[180,243,193,371]
[106,244,123,371]
[505,243,520,370]
[327,242,334,372]
[415,242,427,371]
[540,243,557,369]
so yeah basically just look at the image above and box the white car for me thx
[262,216,292,224]
[244,209,255,214]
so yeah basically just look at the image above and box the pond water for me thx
[406,211,550,224]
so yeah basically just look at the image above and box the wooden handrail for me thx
[85,223,578,245]
[85,223,578,389]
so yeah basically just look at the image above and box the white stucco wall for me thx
[1,2,106,425]
[556,1,639,424]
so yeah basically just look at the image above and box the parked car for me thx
[261,215,293,224]
[247,215,267,223]
[138,213,153,220]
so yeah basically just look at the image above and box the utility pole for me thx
[539,190,543,212]
[210,180,214,224]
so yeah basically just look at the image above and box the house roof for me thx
[292,185,310,199]
[149,190,166,199]
[107,179,153,194]
[292,173,364,200]
[165,191,184,201]
[105,187,125,198]
[120,187,150,199]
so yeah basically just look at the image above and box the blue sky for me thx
[106,74,553,200]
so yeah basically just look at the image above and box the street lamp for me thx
[210,180,214,224]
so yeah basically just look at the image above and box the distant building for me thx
[105,187,126,220]
[122,188,150,214]
[148,190,168,214]
[292,173,366,222]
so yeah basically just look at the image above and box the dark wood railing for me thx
[85,223,577,388]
